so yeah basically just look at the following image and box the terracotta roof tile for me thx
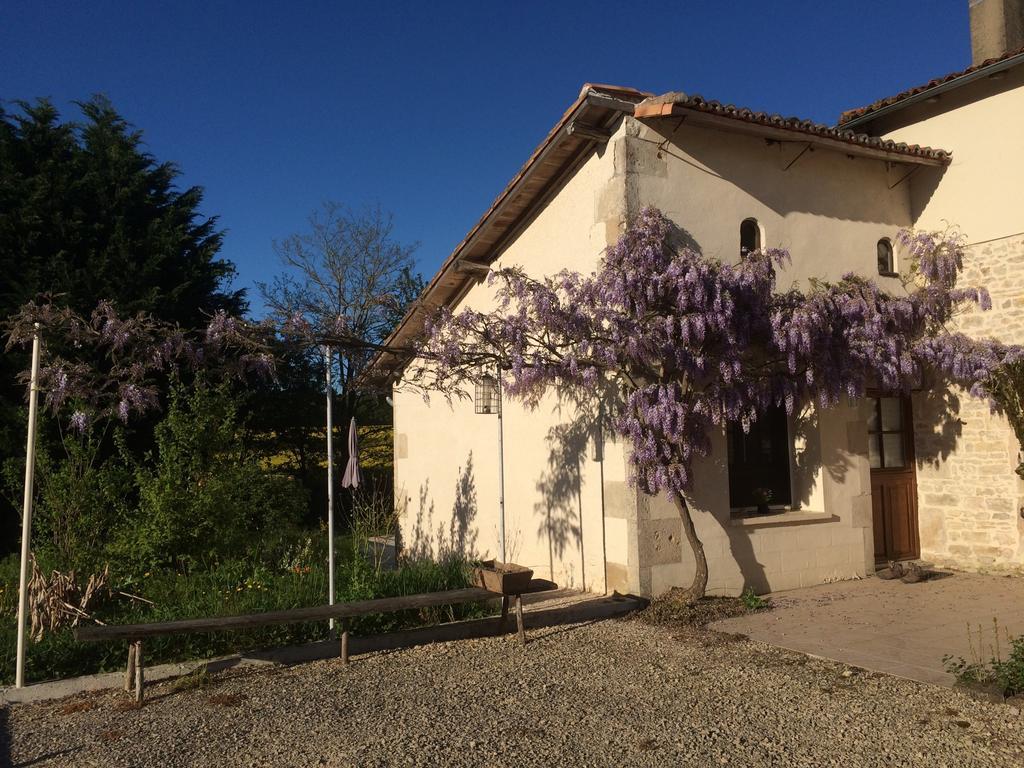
[636,92,951,164]
[838,46,1024,125]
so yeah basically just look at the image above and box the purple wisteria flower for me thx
[69,410,89,434]
[5,297,278,428]
[416,207,1018,601]
[419,206,1018,500]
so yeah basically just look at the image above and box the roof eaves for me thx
[363,83,647,385]
[636,93,951,166]
[838,47,1024,128]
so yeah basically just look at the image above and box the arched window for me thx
[740,218,761,256]
[877,238,895,275]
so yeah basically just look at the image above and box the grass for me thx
[943,619,1024,698]
[167,667,213,692]
[740,587,770,611]
[0,542,492,685]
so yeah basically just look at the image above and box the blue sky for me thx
[2,1,970,317]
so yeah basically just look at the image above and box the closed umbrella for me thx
[341,417,363,489]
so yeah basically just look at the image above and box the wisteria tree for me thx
[4,299,276,434]
[418,207,1020,603]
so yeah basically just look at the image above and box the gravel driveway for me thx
[4,615,1023,767]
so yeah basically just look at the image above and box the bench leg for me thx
[500,595,510,629]
[340,622,350,665]
[125,642,136,693]
[515,595,525,646]
[134,641,144,705]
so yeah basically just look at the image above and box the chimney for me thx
[969,0,1024,64]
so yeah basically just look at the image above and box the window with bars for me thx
[474,375,500,414]
[868,396,907,469]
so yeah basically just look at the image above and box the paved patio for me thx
[710,571,1024,687]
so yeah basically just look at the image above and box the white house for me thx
[372,0,1024,596]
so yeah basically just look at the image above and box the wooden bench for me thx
[75,586,544,703]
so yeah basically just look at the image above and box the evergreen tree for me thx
[0,96,245,551]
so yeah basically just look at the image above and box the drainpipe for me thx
[497,376,506,563]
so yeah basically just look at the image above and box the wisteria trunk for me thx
[670,491,708,604]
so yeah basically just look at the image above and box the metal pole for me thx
[325,345,335,632]
[15,324,41,688]
[497,376,506,563]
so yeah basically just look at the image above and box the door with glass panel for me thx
[868,395,919,562]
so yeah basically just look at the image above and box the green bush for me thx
[2,423,133,573]
[740,587,769,611]
[944,622,1024,697]
[111,379,308,572]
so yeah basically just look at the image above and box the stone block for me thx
[605,561,631,594]
[648,561,689,597]
[764,570,802,594]
[850,494,873,528]
[749,531,785,555]
[923,493,959,507]
[603,517,631,566]
[602,480,635,519]
[779,547,817,573]
[795,525,833,550]
[815,545,852,568]
[638,517,684,566]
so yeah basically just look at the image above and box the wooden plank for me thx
[76,588,498,642]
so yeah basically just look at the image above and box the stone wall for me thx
[913,233,1024,570]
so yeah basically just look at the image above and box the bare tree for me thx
[259,202,422,424]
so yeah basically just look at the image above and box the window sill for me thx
[729,510,836,528]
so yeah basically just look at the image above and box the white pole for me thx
[15,324,41,688]
[497,376,506,563]
[325,346,336,632]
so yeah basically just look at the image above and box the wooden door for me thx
[868,395,920,562]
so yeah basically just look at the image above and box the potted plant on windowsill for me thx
[751,487,773,515]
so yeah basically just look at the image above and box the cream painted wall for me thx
[638,400,874,597]
[621,117,915,594]
[393,122,629,592]
[875,67,1024,244]
[395,113,920,597]
[632,118,915,286]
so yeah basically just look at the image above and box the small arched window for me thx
[740,218,761,257]
[877,238,895,275]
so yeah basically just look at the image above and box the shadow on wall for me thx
[639,120,945,225]
[710,386,964,595]
[534,420,585,585]
[913,385,964,468]
[402,453,480,561]
[790,403,824,508]
[790,403,854,506]
[524,218,701,587]
[532,377,626,587]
